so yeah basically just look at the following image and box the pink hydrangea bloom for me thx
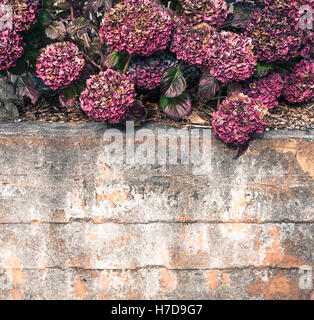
[245,9,302,62]
[264,0,312,20]
[266,1,314,42]
[283,59,314,103]
[301,33,314,59]
[0,29,24,70]
[80,69,136,123]
[207,31,257,83]
[36,42,85,90]
[180,0,228,27]
[99,0,173,56]
[0,0,41,32]
[170,15,217,67]
[127,52,178,90]
[212,94,268,146]
[244,73,284,109]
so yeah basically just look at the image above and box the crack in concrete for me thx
[0,266,307,272]
[0,220,313,225]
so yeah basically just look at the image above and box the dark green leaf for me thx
[104,52,120,69]
[59,86,77,108]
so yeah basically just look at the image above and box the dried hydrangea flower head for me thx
[243,72,284,109]
[265,0,313,43]
[36,42,85,90]
[99,0,173,56]
[0,0,41,32]
[80,69,136,123]
[245,9,302,62]
[301,32,314,59]
[212,94,268,146]
[179,0,228,27]
[264,0,311,18]
[170,15,217,67]
[0,29,24,70]
[207,31,257,83]
[127,52,178,90]
[283,58,314,103]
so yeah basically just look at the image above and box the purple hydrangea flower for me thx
[99,0,173,56]
[243,73,284,108]
[127,52,178,90]
[170,15,217,67]
[36,42,85,90]
[0,29,24,70]
[0,0,41,32]
[212,94,268,146]
[179,0,228,27]
[80,69,136,123]
[283,59,314,103]
[245,9,302,62]
[207,31,257,83]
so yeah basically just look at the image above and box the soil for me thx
[15,96,314,131]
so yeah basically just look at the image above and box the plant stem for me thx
[70,3,75,25]
[217,86,222,108]
[123,55,132,75]
[82,52,101,70]
[211,96,227,100]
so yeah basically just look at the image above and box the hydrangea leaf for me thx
[59,86,77,108]
[126,99,147,121]
[161,67,186,98]
[198,73,219,100]
[161,91,192,121]
[14,76,40,105]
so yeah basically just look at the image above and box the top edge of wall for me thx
[0,121,313,141]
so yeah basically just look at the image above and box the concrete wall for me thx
[0,122,313,300]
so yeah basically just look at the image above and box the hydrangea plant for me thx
[283,59,314,103]
[0,0,41,32]
[207,31,257,83]
[36,42,85,90]
[0,0,312,151]
[245,9,302,62]
[212,94,268,146]
[0,29,24,70]
[99,0,173,56]
[179,0,228,27]
[80,69,136,123]
[244,72,284,109]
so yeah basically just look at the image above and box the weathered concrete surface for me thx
[0,79,22,121]
[0,122,313,300]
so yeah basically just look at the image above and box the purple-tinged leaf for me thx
[14,77,39,104]
[45,20,67,40]
[162,92,192,121]
[126,99,147,121]
[83,0,113,19]
[230,10,253,29]
[198,74,219,99]
[161,67,186,98]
